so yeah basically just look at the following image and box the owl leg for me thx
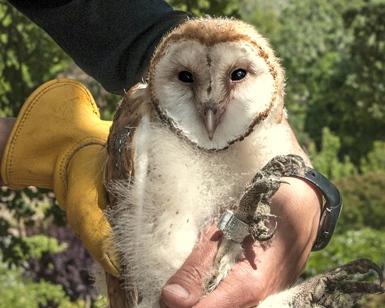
[206,239,244,294]
[267,258,384,308]
[237,154,309,241]
[208,155,310,293]
[311,258,384,304]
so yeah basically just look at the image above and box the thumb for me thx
[160,225,221,308]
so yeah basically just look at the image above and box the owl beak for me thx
[203,107,218,140]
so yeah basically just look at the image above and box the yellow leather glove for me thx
[1,78,119,276]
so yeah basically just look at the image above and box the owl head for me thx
[148,17,285,151]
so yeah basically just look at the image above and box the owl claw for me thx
[250,221,277,241]
[295,258,384,305]
[259,258,384,307]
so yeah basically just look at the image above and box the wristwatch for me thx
[291,169,342,251]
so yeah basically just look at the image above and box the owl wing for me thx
[105,82,152,307]
[106,82,152,193]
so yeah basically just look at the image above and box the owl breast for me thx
[109,115,292,307]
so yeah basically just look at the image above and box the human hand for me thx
[160,177,321,308]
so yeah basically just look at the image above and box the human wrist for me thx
[271,177,322,252]
[287,168,342,251]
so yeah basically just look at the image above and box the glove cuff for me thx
[1,78,111,190]
[1,78,119,275]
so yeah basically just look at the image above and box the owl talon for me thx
[262,154,309,177]
[234,154,309,244]
[294,258,384,306]
[259,258,384,307]
[250,221,277,241]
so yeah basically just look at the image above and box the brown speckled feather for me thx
[106,83,152,197]
[105,83,152,308]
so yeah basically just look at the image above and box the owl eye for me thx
[178,71,194,83]
[231,69,247,81]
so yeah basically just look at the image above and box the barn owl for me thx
[103,17,383,307]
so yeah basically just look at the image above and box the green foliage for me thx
[0,187,65,267]
[360,141,385,174]
[361,292,385,308]
[93,296,109,308]
[239,0,284,37]
[258,0,385,165]
[344,2,385,121]
[22,235,67,260]
[271,0,354,134]
[0,260,82,308]
[304,228,385,276]
[308,127,357,180]
[0,217,29,266]
[167,0,240,17]
[2,234,66,270]
[333,172,385,232]
[302,0,385,164]
[0,260,108,307]
[0,1,71,117]
[0,225,66,267]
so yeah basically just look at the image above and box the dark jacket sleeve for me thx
[9,0,190,95]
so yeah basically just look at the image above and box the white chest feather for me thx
[109,117,292,307]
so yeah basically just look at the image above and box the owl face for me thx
[149,18,284,151]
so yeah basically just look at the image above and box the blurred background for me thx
[0,0,384,307]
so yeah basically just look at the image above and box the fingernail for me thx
[163,284,190,300]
